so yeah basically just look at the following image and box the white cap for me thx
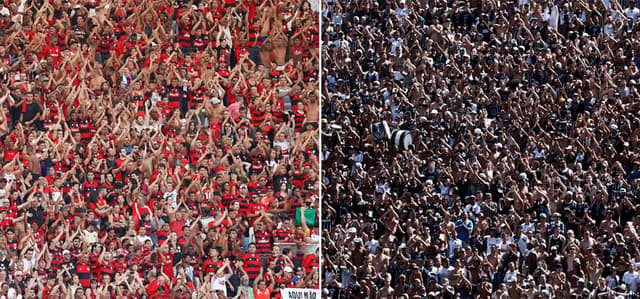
[284,266,294,273]
[210,97,221,105]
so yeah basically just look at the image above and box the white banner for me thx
[280,288,321,299]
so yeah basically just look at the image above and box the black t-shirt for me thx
[22,102,41,122]
[348,282,364,297]
[59,260,77,274]
[105,158,118,171]
[0,257,9,273]
[27,206,46,226]
[226,264,241,297]
[272,174,289,193]
[304,178,316,192]
[423,167,440,182]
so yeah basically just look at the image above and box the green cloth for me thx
[296,208,317,226]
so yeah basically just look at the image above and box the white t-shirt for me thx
[366,239,380,255]
[133,121,153,133]
[626,7,640,22]
[273,140,290,156]
[211,276,227,296]
[486,237,501,252]
[395,7,409,20]
[389,38,403,55]
[2,287,20,299]
[504,270,519,282]
[448,238,462,258]
[341,268,353,289]
[534,148,546,159]
[607,274,619,288]
[499,237,515,252]
[21,255,36,273]
[332,14,342,26]
[51,190,62,202]
[517,234,529,255]
[623,270,640,292]
[472,202,483,214]
[438,266,452,282]
[521,222,535,234]
[164,189,178,208]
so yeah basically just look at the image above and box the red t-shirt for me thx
[254,287,272,299]
[248,203,268,224]
[170,219,186,237]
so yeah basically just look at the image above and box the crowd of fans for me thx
[0,0,320,298]
[322,0,640,298]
